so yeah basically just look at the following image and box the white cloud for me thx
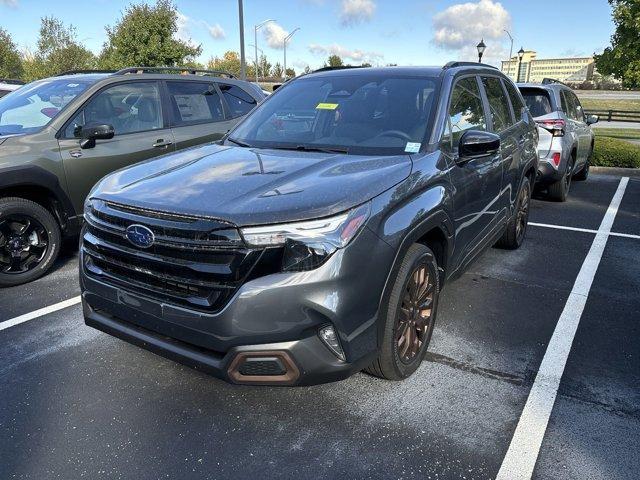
[262,22,289,50]
[0,0,18,6]
[175,12,193,43]
[340,0,376,26]
[308,43,383,64]
[432,0,510,50]
[207,23,226,40]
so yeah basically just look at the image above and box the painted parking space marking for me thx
[0,296,81,332]
[497,177,629,480]
[530,221,640,240]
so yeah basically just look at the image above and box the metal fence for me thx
[585,109,640,123]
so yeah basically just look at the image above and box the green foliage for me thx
[22,17,96,81]
[98,0,202,69]
[326,55,343,67]
[595,0,640,88]
[0,28,23,79]
[271,62,283,78]
[285,67,295,78]
[592,136,640,168]
[207,51,255,78]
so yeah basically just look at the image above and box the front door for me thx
[443,76,503,271]
[58,81,175,213]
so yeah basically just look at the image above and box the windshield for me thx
[0,78,92,135]
[228,74,438,155]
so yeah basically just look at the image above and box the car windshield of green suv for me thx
[0,78,92,135]
[229,74,437,155]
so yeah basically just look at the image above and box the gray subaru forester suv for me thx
[518,79,598,201]
[0,67,264,286]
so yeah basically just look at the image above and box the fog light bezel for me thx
[318,325,346,361]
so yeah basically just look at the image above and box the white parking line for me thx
[530,222,640,240]
[497,177,629,480]
[0,296,81,332]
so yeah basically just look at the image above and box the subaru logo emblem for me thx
[125,224,155,248]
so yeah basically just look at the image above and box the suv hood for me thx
[91,144,412,226]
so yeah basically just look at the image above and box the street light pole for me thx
[503,29,514,79]
[254,19,275,83]
[238,0,246,80]
[476,39,486,63]
[517,47,525,83]
[283,27,300,81]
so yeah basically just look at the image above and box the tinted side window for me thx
[65,82,162,138]
[503,80,524,120]
[560,91,574,118]
[443,76,486,147]
[569,92,584,121]
[219,84,256,119]
[481,76,513,132]
[521,88,553,117]
[167,81,224,126]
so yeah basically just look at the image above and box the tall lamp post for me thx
[249,44,264,82]
[503,29,514,79]
[254,19,275,83]
[517,47,525,82]
[283,27,300,80]
[476,39,486,63]
[238,0,246,79]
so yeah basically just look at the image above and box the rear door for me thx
[444,75,503,270]
[166,80,236,150]
[57,80,175,213]
[566,90,591,168]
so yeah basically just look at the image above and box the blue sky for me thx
[0,0,615,72]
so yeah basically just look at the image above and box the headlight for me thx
[241,203,370,271]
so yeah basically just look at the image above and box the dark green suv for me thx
[0,67,265,286]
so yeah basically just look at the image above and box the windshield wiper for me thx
[226,136,253,148]
[272,144,350,154]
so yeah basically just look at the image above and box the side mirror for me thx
[457,130,500,163]
[80,123,115,149]
[586,114,599,126]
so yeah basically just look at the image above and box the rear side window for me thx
[502,80,524,120]
[481,76,513,132]
[520,88,553,118]
[563,91,584,121]
[219,84,256,119]
[443,76,486,147]
[167,81,224,126]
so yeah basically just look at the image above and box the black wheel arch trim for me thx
[375,208,454,349]
[0,165,78,234]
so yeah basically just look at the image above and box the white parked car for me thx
[0,79,24,98]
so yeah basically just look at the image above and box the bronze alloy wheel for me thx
[515,181,531,243]
[395,263,435,364]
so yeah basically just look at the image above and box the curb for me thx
[591,166,640,177]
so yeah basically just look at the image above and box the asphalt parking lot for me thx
[0,173,638,480]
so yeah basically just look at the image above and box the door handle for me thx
[153,139,173,148]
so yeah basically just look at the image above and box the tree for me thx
[0,28,23,79]
[326,55,343,67]
[285,67,295,78]
[258,54,272,80]
[304,65,311,74]
[595,0,640,88]
[22,17,95,81]
[271,62,283,78]
[98,0,202,69]
[207,50,254,78]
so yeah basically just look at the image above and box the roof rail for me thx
[55,69,117,76]
[443,61,498,70]
[0,78,25,85]
[312,65,368,73]
[541,77,568,87]
[114,67,236,78]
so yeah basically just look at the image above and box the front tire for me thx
[548,156,574,201]
[366,244,440,381]
[496,176,531,250]
[0,197,61,287]
[573,149,591,181]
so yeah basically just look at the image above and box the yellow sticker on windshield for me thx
[316,102,339,110]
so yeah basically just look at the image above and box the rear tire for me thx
[548,156,574,202]
[496,176,531,250]
[0,197,61,287]
[365,244,440,381]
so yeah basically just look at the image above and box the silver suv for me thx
[518,79,598,201]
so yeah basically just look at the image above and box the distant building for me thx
[501,50,595,84]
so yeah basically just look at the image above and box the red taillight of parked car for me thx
[552,152,562,167]
[536,119,566,137]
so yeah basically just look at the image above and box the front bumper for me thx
[81,227,394,385]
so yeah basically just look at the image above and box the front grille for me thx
[82,200,264,312]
